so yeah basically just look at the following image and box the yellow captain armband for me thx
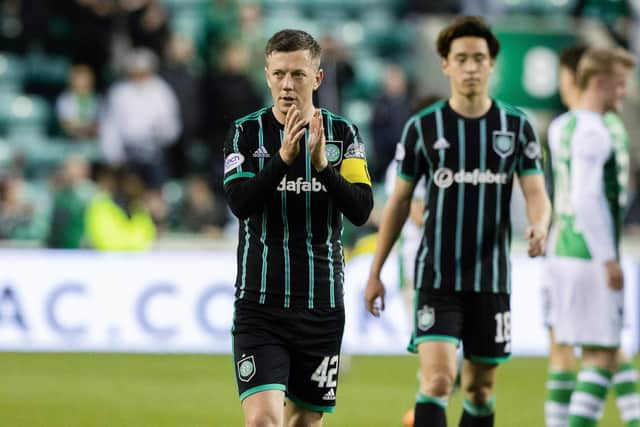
[340,158,372,186]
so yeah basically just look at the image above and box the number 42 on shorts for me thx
[311,355,339,388]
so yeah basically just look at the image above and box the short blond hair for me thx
[576,47,636,90]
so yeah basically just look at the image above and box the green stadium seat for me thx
[343,99,372,129]
[0,52,25,95]
[161,0,208,13]
[18,179,52,242]
[49,137,101,163]
[171,9,205,40]
[24,51,70,88]
[14,136,65,179]
[163,179,185,230]
[0,137,14,169]
[349,54,385,99]
[0,94,51,139]
[499,0,577,15]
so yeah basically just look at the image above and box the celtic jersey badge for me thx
[492,131,515,158]
[325,140,343,166]
[417,305,435,331]
[237,355,256,382]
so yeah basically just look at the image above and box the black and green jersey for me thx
[398,99,543,294]
[223,107,372,309]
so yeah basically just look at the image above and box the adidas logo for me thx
[433,138,450,150]
[252,146,270,158]
[322,388,336,401]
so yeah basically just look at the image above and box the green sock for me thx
[569,367,612,427]
[614,362,640,427]
[545,370,576,427]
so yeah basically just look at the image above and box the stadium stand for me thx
[0,0,638,249]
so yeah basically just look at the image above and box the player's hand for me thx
[524,225,547,257]
[605,260,624,290]
[279,105,306,165]
[365,276,386,317]
[308,109,328,171]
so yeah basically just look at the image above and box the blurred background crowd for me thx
[1,0,640,251]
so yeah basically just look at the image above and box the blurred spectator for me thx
[370,64,412,182]
[121,0,170,57]
[315,35,354,114]
[199,0,239,70]
[0,171,34,240]
[202,42,261,195]
[180,176,228,235]
[46,155,96,248]
[85,165,155,251]
[99,47,181,190]
[238,2,267,92]
[56,64,101,140]
[161,35,203,179]
[62,0,116,90]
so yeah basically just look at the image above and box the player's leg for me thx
[243,391,286,427]
[284,400,324,427]
[415,341,458,427]
[613,350,640,426]
[543,264,579,427]
[457,292,512,427]
[409,288,463,427]
[285,306,345,427]
[400,276,418,427]
[546,328,578,427]
[568,347,617,427]
[459,359,498,427]
[561,260,625,426]
[233,300,290,427]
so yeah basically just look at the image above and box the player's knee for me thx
[287,410,323,427]
[421,371,455,398]
[245,410,281,427]
[463,380,494,405]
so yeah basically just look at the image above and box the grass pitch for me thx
[0,353,633,426]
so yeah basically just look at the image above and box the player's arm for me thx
[409,176,427,227]
[571,130,622,288]
[316,168,373,226]
[518,119,551,257]
[519,174,551,257]
[365,117,421,316]
[224,107,306,219]
[309,110,373,226]
[365,176,415,316]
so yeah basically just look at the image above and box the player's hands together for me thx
[605,260,624,290]
[365,275,386,317]
[308,109,328,171]
[524,224,547,257]
[279,105,306,165]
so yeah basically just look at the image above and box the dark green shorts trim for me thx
[407,335,459,353]
[239,383,286,402]
[288,393,336,413]
[469,354,512,364]
[397,172,415,182]
[518,168,543,176]
[224,171,256,185]
[576,342,620,350]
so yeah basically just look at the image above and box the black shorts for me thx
[232,299,345,413]
[408,288,511,363]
